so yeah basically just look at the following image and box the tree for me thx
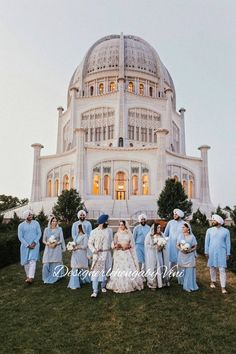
[224,205,236,225]
[213,205,227,220]
[52,189,84,223]
[0,194,29,212]
[7,212,21,230]
[191,208,209,227]
[35,208,48,228]
[157,179,192,220]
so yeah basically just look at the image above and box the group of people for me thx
[17,208,231,296]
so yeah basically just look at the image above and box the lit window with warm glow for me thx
[139,83,144,95]
[110,82,115,92]
[142,175,149,195]
[104,175,110,195]
[63,175,70,190]
[99,83,104,94]
[182,180,188,195]
[55,179,59,196]
[93,174,100,195]
[128,82,134,93]
[47,179,53,197]
[189,180,193,199]
[132,175,138,195]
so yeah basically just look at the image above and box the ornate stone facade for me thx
[28,33,213,218]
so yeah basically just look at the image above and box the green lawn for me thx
[0,255,236,354]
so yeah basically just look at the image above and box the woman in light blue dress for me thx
[176,223,198,292]
[68,224,90,289]
[42,216,66,284]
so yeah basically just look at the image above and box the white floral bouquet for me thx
[47,235,58,248]
[66,241,76,251]
[153,236,167,250]
[157,238,167,248]
[180,240,191,252]
[48,236,57,244]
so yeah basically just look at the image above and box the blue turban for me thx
[97,214,109,224]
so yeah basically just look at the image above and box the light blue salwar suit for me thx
[68,233,90,289]
[72,219,93,261]
[177,233,198,292]
[42,226,66,284]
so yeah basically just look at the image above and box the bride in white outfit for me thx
[107,220,143,293]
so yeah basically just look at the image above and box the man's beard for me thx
[80,217,85,222]
[103,222,108,228]
[141,222,146,226]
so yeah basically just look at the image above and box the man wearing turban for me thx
[205,214,231,294]
[88,214,112,298]
[18,210,42,284]
[164,209,185,269]
[133,214,150,271]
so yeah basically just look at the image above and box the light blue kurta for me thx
[204,226,231,268]
[133,224,151,263]
[18,220,41,266]
[177,233,198,292]
[42,226,66,284]
[164,219,185,263]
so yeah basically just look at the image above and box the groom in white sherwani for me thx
[88,214,112,298]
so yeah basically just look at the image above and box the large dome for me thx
[69,34,175,95]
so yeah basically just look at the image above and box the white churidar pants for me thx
[210,266,226,288]
[24,260,36,279]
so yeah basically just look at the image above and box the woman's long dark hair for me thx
[153,223,161,235]
[78,224,85,234]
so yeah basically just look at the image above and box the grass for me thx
[0,254,236,354]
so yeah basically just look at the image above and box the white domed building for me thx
[28,33,213,219]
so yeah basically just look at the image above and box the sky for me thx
[0,0,235,207]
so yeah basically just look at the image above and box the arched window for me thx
[47,179,53,197]
[104,175,110,195]
[139,83,144,95]
[93,174,100,195]
[142,175,149,195]
[128,82,134,93]
[132,175,138,195]
[63,175,70,190]
[99,83,104,94]
[189,180,194,199]
[149,87,153,97]
[90,86,94,96]
[110,82,115,92]
[118,137,124,147]
[55,179,59,196]
[182,180,188,195]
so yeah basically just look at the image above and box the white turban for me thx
[138,214,147,222]
[77,210,86,218]
[173,209,184,218]
[212,214,224,225]
[22,209,33,219]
